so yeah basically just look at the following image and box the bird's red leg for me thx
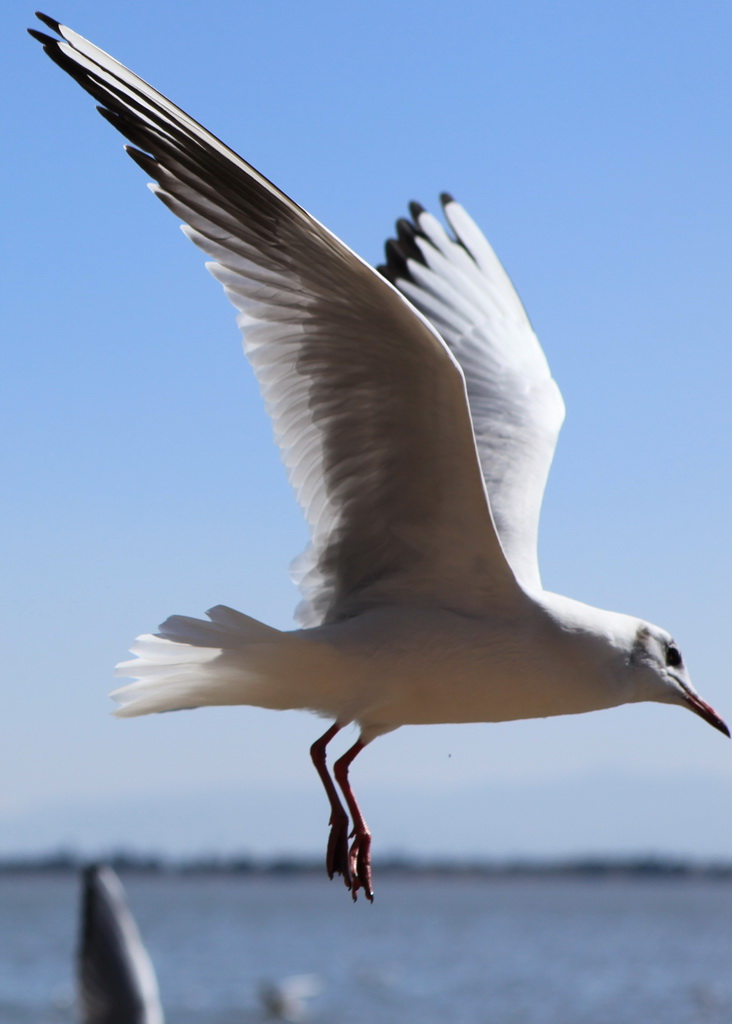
[310,723,352,891]
[333,739,373,903]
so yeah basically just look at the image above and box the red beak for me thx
[682,689,730,737]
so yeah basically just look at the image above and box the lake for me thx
[1,871,730,1023]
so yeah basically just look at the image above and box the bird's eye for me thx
[666,644,682,668]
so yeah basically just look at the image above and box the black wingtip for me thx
[96,104,118,125]
[383,237,409,273]
[35,12,62,34]
[396,217,416,240]
[124,145,158,175]
[396,219,423,261]
[27,27,56,44]
[440,191,456,207]
[408,200,426,222]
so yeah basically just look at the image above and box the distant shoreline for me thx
[2,852,731,879]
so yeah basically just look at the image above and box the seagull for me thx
[259,974,322,1023]
[31,13,728,903]
[77,862,319,1023]
[78,864,164,1024]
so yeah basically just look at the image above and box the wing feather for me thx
[379,197,565,591]
[31,16,523,625]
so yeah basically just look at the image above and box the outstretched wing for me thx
[30,15,523,626]
[379,197,565,592]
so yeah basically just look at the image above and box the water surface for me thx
[1,872,730,1023]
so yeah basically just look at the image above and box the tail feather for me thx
[156,604,281,648]
[112,605,288,718]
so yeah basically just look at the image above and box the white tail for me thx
[112,605,290,718]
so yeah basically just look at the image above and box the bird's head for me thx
[629,624,728,736]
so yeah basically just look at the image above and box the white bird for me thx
[259,974,322,1023]
[78,865,164,1024]
[31,14,728,903]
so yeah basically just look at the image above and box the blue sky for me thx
[3,0,731,860]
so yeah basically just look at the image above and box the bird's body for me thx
[31,13,727,902]
[119,595,651,739]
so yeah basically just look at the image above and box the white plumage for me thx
[31,13,727,902]
[78,865,164,1024]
